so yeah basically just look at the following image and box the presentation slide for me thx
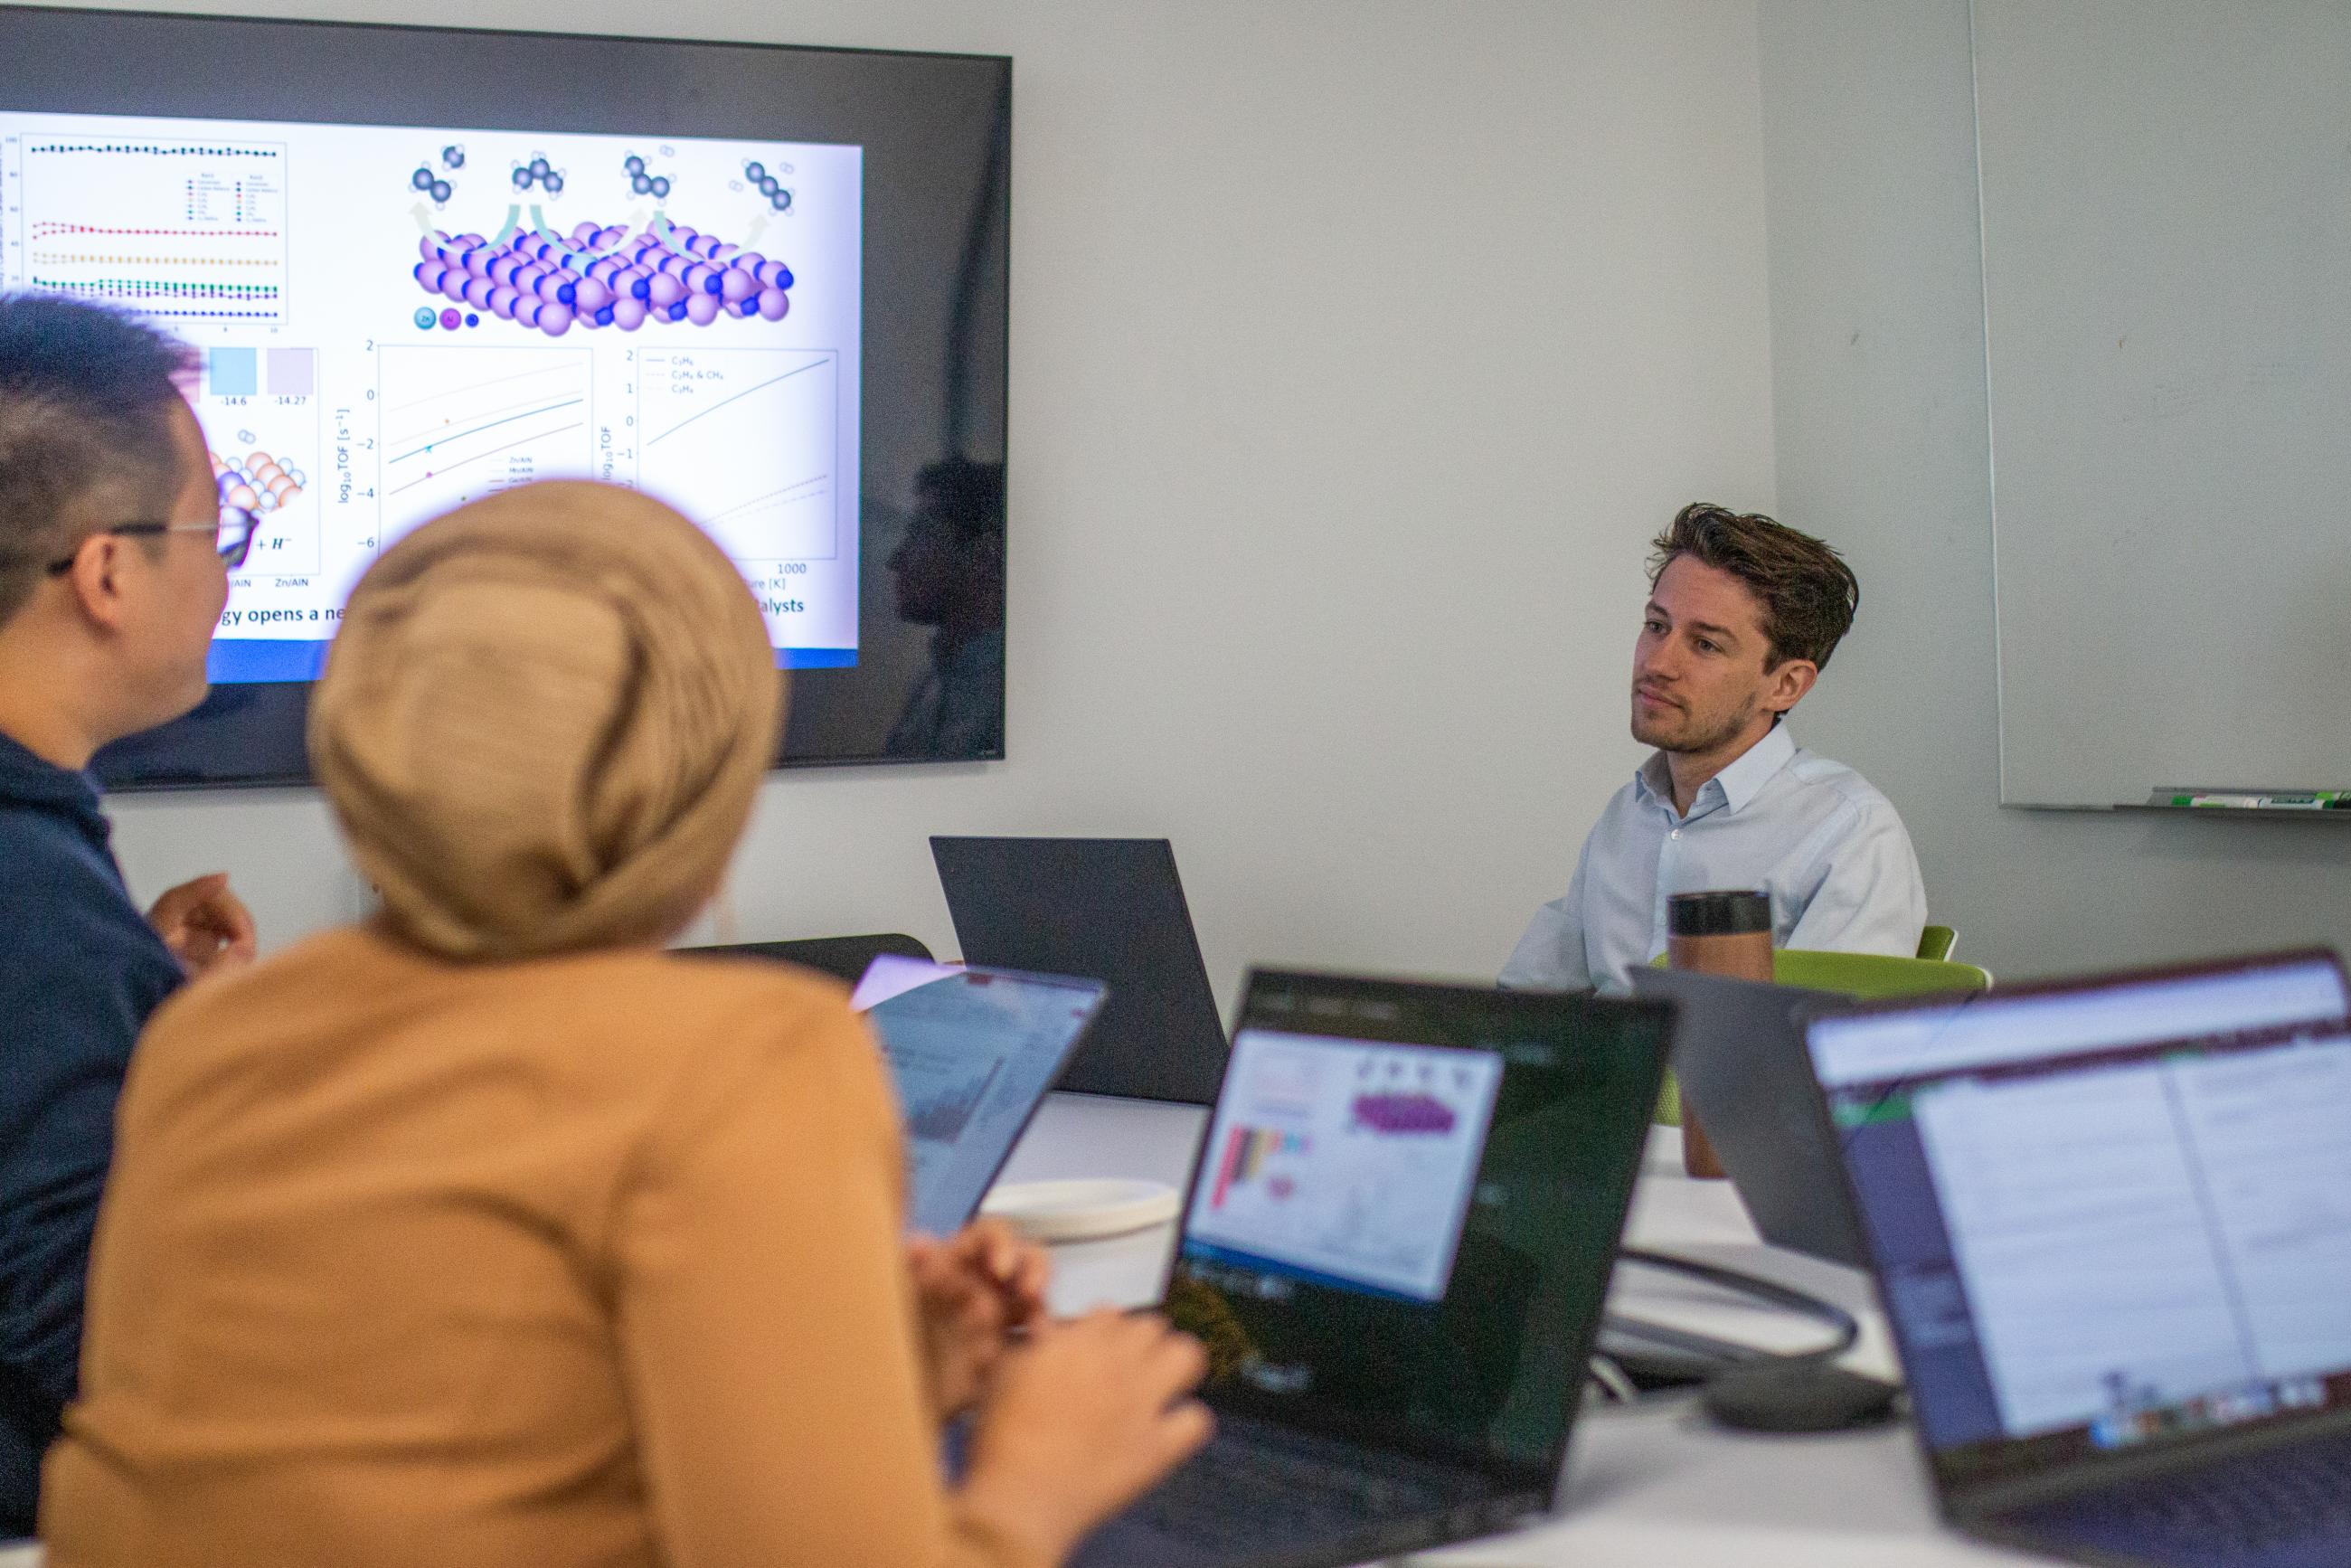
[865,973,1101,1238]
[1185,1029,1503,1302]
[1913,1032,2351,1440]
[0,109,862,681]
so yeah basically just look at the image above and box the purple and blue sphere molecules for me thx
[210,448,304,515]
[624,154,672,200]
[441,145,464,170]
[411,218,795,337]
[410,168,455,203]
[743,159,791,213]
[512,156,563,197]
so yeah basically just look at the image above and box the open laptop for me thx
[1629,967,1865,1266]
[1068,968,1672,1568]
[931,836,1228,1104]
[1803,949,2351,1568]
[856,960,1108,1237]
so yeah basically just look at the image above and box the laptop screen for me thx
[1165,970,1669,1483]
[1806,951,2351,1492]
[860,965,1107,1237]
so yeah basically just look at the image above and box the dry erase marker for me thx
[2160,790,2346,809]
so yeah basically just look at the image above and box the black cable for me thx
[1598,1241,1852,1401]
[1612,1247,1861,1364]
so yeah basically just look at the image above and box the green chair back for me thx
[1917,923,1959,962]
[1651,946,1991,1124]
[1773,948,1990,998]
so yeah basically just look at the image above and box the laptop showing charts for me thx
[856,961,1107,1237]
[1068,968,1671,1568]
[932,836,1229,1104]
[1804,949,2351,1568]
[1628,967,1865,1266]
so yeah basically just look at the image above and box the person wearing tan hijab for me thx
[38,482,1210,1568]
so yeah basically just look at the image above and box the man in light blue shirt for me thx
[1503,504,1925,991]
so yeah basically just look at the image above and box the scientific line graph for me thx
[637,348,837,562]
[377,346,593,543]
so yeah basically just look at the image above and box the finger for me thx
[947,1218,1009,1280]
[206,885,258,949]
[1140,1328,1210,1399]
[1003,1251,1051,1325]
[1155,1399,1215,1464]
[152,873,231,932]
[973,1218,1025,1281]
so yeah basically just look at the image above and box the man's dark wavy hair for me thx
[0,294,194,623]
[1648,503,1859,669]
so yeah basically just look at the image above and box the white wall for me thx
[91,0,1779,1004]
[1755,0,2351,981]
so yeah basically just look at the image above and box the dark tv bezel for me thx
[0,3,1010,789]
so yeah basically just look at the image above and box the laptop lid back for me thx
[1165,969,1671,1497]
[931,836,1228,1104]
[1804,949,2351,1507]
[1629,967,1865,1266]
[858,963,1108,1236]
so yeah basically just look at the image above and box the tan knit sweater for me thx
[42,926,1038,1568]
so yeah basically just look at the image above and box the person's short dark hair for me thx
[0,294,196,624]
[912,456,1006,543]
[1648,503,1859,669]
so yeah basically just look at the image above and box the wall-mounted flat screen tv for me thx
[0,5,1010,786]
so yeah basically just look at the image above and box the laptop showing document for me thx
[1804,949,2351,1568]
[1069,968,1671,1568]
[857,960,1107,1237]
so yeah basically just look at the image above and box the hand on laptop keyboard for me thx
[958,1308,1213,1563]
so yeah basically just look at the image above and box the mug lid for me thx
[1667,889,1772,937]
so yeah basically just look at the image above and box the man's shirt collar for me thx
[1632,723,1799,819]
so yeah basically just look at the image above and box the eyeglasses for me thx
[46,505,260,574]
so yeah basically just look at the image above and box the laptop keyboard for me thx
[2001,1430,2351,1567]
[1121,1418,1460,1552]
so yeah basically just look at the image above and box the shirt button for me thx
[1670,829,1681,840]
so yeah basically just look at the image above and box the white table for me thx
[998,1094,2043,1567]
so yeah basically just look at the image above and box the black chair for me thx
[688,932,935,987]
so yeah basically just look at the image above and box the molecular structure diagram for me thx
[413,219,795,336]
[623,154,671,200]
[744,160,793,213]
[212,448,304,515]
[408,145,464,206]
[511,156,565,198]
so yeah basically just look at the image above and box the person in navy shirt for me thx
[0,295,257,1536]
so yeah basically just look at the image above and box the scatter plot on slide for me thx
[376,345,593,543]
[20,136,287,319]
[636,348,837,562]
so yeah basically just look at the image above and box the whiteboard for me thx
[1977,0,2351,808]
